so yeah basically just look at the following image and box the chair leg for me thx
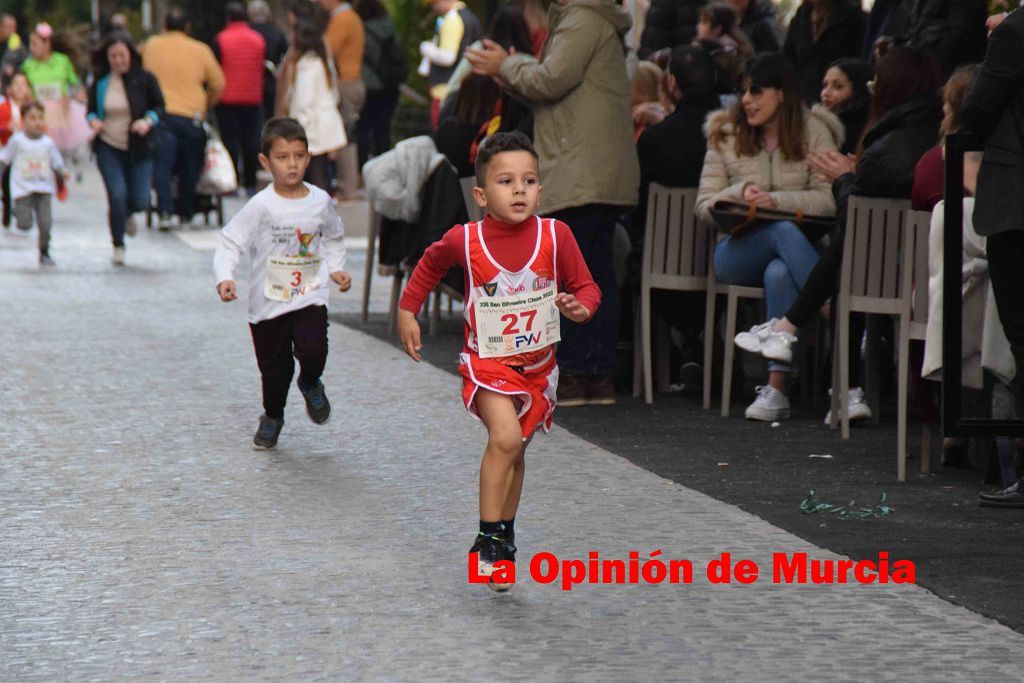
[703,289,716,410]
[361,210,378,322]
[838,305,851,439]
[721,293,739,418]
[429,288,441,337]
[387,271,404,334]
[897,314,910,481]
[632,294,642,399]
[864,316,882,426]
[921,423,932,474]
[642,287,654,404]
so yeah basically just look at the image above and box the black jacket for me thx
[783,1,866,105]
[837,99,869,155]
[962,9,1024,237]
[740,0,781,54]
[833,94,941,229]
[885,0,987,76]
[637,0,705,59]
[87,66,165,160]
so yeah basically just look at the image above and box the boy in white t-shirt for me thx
[214,118,352,450]
[0,101,66,265]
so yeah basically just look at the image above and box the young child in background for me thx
[214,117,352,451]
[397,132,600,591]
[0,73,34,228]
[0,100,66,265]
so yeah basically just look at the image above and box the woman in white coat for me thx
[281,19,347,191]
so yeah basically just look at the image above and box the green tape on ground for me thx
[800,491,894,519]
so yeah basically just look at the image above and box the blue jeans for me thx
[154,115,207,220]
[549,204,622,377]
[713,221,820,372]
[95,140,153,248]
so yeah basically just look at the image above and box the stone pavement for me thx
[3,168,1024,681]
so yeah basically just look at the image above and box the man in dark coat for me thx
[963,8,1024,508]
[732,0,780,54]
[783,0,866,104]
[247,0,288,121]
[868,0,987,75]
[637,0,705,59]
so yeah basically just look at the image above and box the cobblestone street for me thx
[4,168,1024,680]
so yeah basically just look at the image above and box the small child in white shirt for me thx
[214,117,352,450]
[0,101,66,265]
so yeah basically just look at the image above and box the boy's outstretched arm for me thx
[397,309,422,362]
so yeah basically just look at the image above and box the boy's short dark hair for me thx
[21,100,44,118]
[260,117,309,156]
[474,131,538,186]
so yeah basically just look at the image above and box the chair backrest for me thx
[840,196,913,313]
[460,176,485,223]
[641,183,708,291]
[904,209,931,338]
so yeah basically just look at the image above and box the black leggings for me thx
[249,305,329,419]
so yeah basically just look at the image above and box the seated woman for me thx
[697,53,842,421]
[819,57,872,155]
[737,47,943,422]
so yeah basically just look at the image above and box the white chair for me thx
[632,184,708,404]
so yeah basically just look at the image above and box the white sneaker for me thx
[824,387,873,424]
[112,246,125,266]
[745,385,790,421]
[125,214,137,237]
[735,319,797,363]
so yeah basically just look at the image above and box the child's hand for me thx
[397,309,422,362]
[555,292,590,323]
[330,270,352,292]
[217,280,237,302]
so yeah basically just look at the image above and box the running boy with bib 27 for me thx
[214,117,351,451]
[398,132,600,591]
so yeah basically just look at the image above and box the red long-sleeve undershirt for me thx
[399,215,602,319]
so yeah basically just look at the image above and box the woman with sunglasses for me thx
[735,47,942,424]
[698,53,843,422]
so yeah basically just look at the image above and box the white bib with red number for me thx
[264,254,322,302]
[465,217,560,360]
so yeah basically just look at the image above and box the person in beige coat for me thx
[466,0,640,407]
[697,53,841,422]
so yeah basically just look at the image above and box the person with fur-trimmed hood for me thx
[697,53,843,422]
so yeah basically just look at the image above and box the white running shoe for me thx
[735,319,797,363]
[112,246,125,266]
[745,385,791,421]
[824,387,873,424]
[125,214,137,237]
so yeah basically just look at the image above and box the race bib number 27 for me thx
[475,286,560,358]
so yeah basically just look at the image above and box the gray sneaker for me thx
[744,385,790,421]
[298,380,331,424]
[252,414,284,450]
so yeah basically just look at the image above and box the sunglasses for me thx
[737,84,770,97]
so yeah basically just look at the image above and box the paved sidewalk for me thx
[2,169,1023,680]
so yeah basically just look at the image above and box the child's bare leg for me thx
[501,438,530,521]
[475,390,525,522]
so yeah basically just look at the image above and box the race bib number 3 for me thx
[475,286,560,359]
[265,255,322,302]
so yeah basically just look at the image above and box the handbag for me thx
[196,123,238,196]
[710,200,836,241]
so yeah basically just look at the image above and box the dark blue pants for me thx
[95,140,153,248]
[216,104,263,191]
[355,89,399,168]
[548,204,622,377]
[154,114,207,220]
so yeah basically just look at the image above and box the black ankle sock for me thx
[479,520,504,537]
[501,517,515,539]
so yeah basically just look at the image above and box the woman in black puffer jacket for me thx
[637,0,706,59]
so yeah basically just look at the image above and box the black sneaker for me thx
[252,414,284,450]
[470,533,513,592]
[39,252,55,266]
[298,380,331,424]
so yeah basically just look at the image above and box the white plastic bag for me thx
[196,125,237,195]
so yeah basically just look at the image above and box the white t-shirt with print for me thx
[213,183,347,324]
[0,131,65,199]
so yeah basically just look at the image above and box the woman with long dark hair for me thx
[281,18,347,191]
[87,31,164,266]
[698,53,843,421]
[818,57,871,155]
[737,47,942,422]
